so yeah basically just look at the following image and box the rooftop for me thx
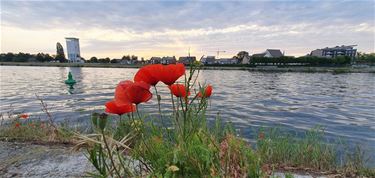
[323,45,357,50]
[65,37,79,40]
[266,49,283,57]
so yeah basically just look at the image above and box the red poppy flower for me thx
[159,63,185,85]
[19,114,29,119]
[114,80,152,105]
[169,84,190,98]
[197,85,213,98]
[15,123,20,128]
[134,64,163,86]
[105,100,136,115]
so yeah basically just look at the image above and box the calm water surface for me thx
[1,66,374,159]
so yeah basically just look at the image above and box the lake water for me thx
[1,66,375,161]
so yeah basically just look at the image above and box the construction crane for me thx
[209,49,226,59]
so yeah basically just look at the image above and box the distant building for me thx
[236,51,250,64]
[201,56,216,65]
[55,42,66,62]
[119,55,138,65]
[178,56,196,65]
[217,58,238,64]
[252,49,284,58]
[310,49,324,57]
[252,53,266,58]
[161,56,176,64]
[310,45,357,58]
[56,42,65,58]
[119,59,134,65]
[149,57,162,64]
[241,55,250,64]
[65,37,82,63]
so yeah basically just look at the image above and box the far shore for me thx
[1,62,375,73]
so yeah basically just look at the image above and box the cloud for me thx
[1,0,374,58]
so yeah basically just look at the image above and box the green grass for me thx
[255,127,375,177]
[0,114,75,144]
[256,127,336,170]
[1,112,374,177]
[114,115,264,177]
[0,123,74,144]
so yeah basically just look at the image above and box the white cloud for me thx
[1,1,374,58]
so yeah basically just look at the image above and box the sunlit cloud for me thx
[1,0,374,59]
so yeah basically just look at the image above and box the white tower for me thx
[65,37,81,63]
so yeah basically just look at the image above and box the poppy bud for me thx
[98,113,108,131]
[169,84,190,98]
[157,94,161,101]
[197,85,213,98]
[91,113,100,129]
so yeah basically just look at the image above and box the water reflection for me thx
[67,67,83,94]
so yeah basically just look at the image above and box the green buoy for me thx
[65,72,76,85]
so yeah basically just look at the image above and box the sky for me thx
[1,0,374,59]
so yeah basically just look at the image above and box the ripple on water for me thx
[1,66,375,163]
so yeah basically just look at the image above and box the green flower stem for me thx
[101,129,122,178]
[154,86,173,140]
[171,92,182,134]
[154,86,163,119]
[179,96,188,139]
[170,92,176,117]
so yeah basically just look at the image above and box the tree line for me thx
[356,52,375,64]
[1,52,374,66]
[86,55,142,64]
[0,52,58,63]
[245,53,374,66]
[0,52,143,64]
[250,56,352,66]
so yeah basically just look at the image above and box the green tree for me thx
[55,54,67,63]
[122,55,130,61]
[236,51,249,64]
[35,53,45,62]
[44,54,54,62]
[89,56,98,63]
[357,52,375,64]
[2,53,15,62]
[13,52,32,62]
[98,57,110,63]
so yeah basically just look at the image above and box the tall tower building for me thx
[56,42,65,57]
[65,37,81,62]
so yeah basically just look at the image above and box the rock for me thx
[0,141,93,178]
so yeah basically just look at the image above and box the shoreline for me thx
[1,62,375,73]
[0,140,350,178]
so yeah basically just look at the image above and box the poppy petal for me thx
[197,85,213,98]
[126,85,152,104]
[114,80,133,105]
[160,63,186,85]
[105,100,136,115]
[134,64,162,86]
[169,84,189,97]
